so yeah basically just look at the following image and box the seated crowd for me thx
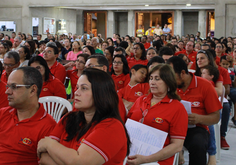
[0,30,235,165]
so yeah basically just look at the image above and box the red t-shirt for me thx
[127,58,148,69]
[50,118,127,165]
[177,73,222,130]
[176,50,197,62]
[112,73,130,91]
[40,75,67,99]
[143,42,151,50]
[1,71,8,84]
[118,83,149,102]
[218,66,231,85]
[127,94,188,165]
[67,70,79,96]
[49,61,66,83]
[0,81,8,109]
[0,104,56,165]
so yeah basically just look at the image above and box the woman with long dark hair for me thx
[37,68,130,165]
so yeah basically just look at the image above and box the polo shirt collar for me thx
[145,93,173,105]
[187,73,197,89]
[10,103,47,123]
[50,61,58,69]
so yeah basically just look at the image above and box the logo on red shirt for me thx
[19,138,32,145]
[43,88,48,91]
[192,102,200,107]
[135,91,143,97]
[119,81,124,84]
[153,117,163,124]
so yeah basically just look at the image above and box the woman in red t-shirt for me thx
[29,56,67,99]
[37,68,130,165]
[111,54,130,90]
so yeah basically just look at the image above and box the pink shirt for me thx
[66,51,83,60]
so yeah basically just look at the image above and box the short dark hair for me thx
[15,66,43,98]
[46,42,59,54]
[153,40,163,52]
[167,56,189,75]
[149,64,181,101]
[119,41,128,49]
[114,47,126,56]
[203,65,219,84]
[159,46,174,57]
[130,64,147,82]
[77,53,90,62]
[111,54,130,75]
[147,56,165,69]
[4,51,20,64]
[28,56,52,82]
[88,54,109,72]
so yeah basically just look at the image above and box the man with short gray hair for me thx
[1,51,20,83]
[13,36,23,51]
[90,37,103,54]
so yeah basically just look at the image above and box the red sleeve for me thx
[117,87,125,99]
[142,83,150,95]
[169,102,188,139]
[54,64,66,83]
[221,69,231,85]
[203,81,222,114]
[83,119,127,162]
[49,118,65,142]
[216,74,223,83]
[0,81,8,109]
[52,78,67,99]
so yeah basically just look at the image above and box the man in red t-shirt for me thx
[176,41,197,62]
[0,67,56,165]
[141,35,151,50]
[1,51,20,83]
[43,42,66,83]
[167,56,221,165]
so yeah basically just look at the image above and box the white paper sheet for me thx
[180,100,196,128]
[125,119,168,158]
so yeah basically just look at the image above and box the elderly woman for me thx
[37,68,130,165]
[127,64,188,165]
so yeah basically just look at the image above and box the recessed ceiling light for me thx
[186,4,191,7]
[145,4,149,7]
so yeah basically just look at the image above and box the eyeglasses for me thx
[6,84,32,90]
[113,61,123,65]
[75,60,85,64]
[139,108,148,123]
[216,46,222,48]
[3,63,17,67]
[133,47,140,50]
[85,64,103,69]
[43,50,53,54]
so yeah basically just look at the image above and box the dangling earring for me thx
[168,88,170,92]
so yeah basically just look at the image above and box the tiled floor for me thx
[183,120,236,165]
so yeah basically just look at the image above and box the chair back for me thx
[39,96,72,122]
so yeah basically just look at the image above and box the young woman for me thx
[127,43,148,69]
[101,41,109,52]
[37,68,130,165]
[146,47,158,61]
[67,54,89,97]
[66,41,83,60]
[107,37,114,46]
[111,54,130,91]
[29,56,67,99]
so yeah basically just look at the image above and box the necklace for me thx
[151,101,156,107]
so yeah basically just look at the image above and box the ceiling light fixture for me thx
[186,4,191,7]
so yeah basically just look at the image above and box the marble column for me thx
[198,10,206,38]
[128,10,135,36]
